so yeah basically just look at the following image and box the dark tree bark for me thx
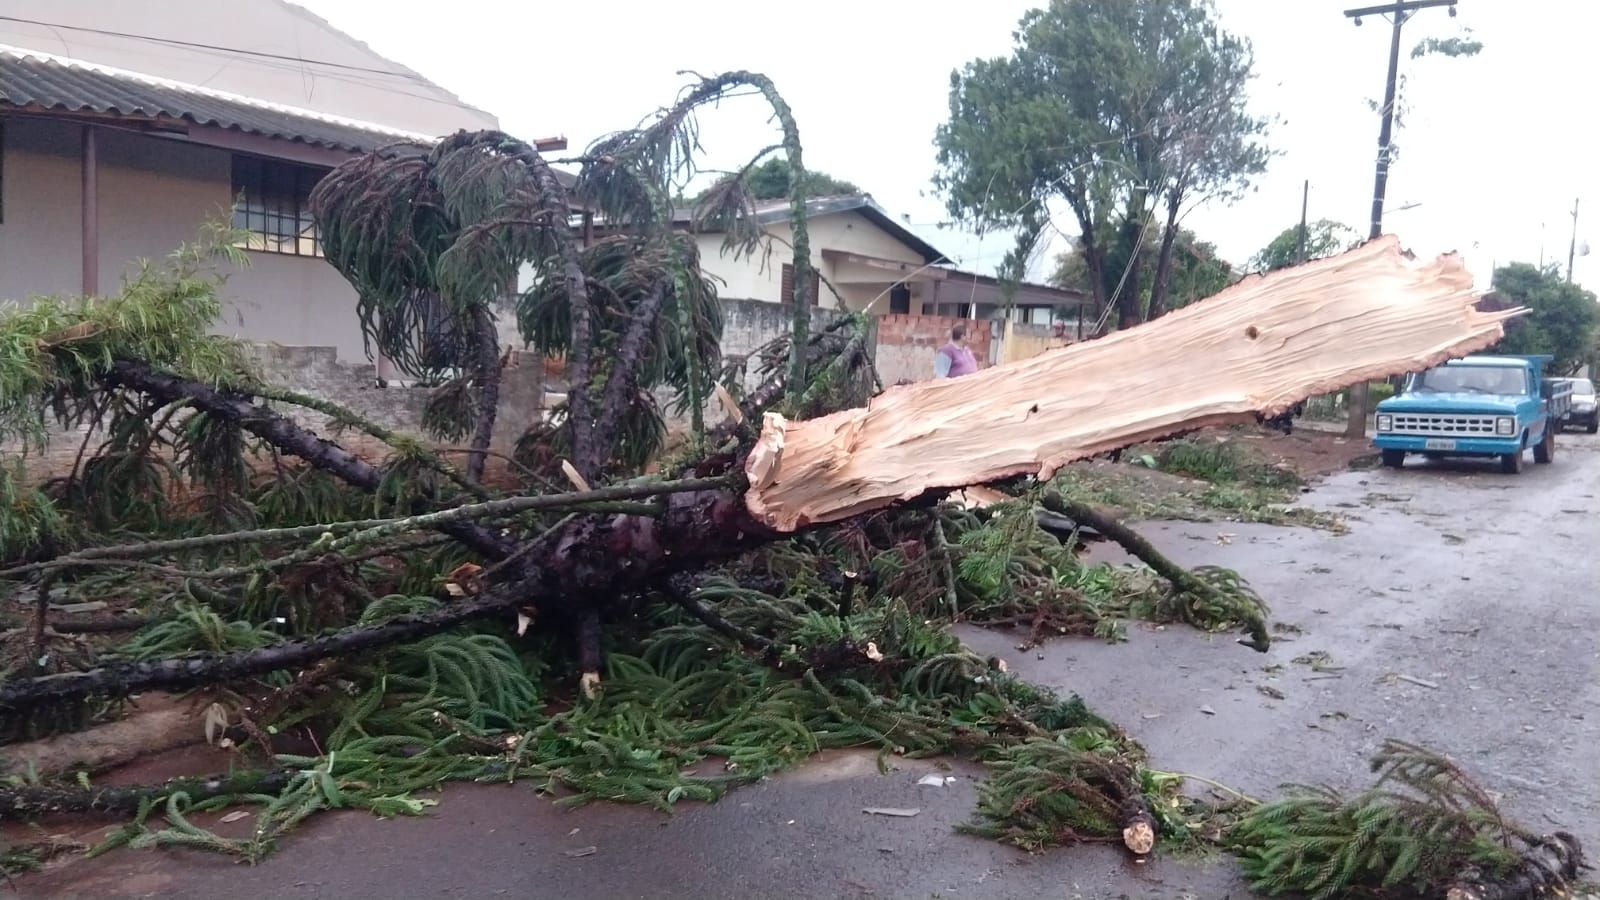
[1445,832,1586,900]
[0,769,291,819]
[103,360,516,562]
[465,306,502,485]
[1146,193,1183,321]
[0,488,769,714]
[593,284,667,461]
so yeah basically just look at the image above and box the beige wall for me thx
[0,0,497,138]
[1,116,369,361]
[694,210,932,311]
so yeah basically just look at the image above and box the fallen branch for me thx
[0,489,769,713]
[0,693,212,778]
[744,236,1519,531]
[1039,493,1270,651]
[103,360,516,562]
[0,769,290,820]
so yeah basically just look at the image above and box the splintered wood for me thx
[744,235,1523,532]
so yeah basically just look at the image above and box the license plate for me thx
[1423,438,1456,451]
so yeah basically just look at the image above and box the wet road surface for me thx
[16,434,1600,899]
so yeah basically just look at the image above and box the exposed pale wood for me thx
[745,236,1522,532]
[0,693,212,777]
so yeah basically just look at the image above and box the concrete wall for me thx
[0,117,371,362]
[997,320,1074,365]
[0,0,498,138]
[874,314,993,387]
[5,343,545,483]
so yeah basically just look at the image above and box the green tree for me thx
[1248,219,1360,273]
[935,0,1270,332]
[1052,224,1235,315]
[742,157,859,200]
[1484,262,1599,375]
[691,157,859,206]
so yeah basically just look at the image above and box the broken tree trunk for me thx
[744,236,1519,531]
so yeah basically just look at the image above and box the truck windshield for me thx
[1408,365,1527,395]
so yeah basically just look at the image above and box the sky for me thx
[296,0,1600,291]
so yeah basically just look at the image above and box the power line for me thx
[0,14,417,78]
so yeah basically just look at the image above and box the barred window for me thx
[231,156,325,257]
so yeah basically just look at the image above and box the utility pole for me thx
[1296,180,1310,265]
[1340,0,1459,438]
[1567,198,1580,283]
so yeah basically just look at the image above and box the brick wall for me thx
[4,343,546,483]
[875,314,994,386]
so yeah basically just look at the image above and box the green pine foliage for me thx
[1229,740,1553,899]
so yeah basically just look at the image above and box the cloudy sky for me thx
[297,0,1599,290]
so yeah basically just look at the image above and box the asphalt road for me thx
[16,434,1600,900]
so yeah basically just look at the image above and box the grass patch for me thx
[1057,436,1345,531]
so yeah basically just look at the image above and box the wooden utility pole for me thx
[1296,180,1311,265]
[1340,0,1459,438]
[1567,198,1580,284]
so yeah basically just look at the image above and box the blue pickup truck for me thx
[1372,354,1574,474]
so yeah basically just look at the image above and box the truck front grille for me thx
[1390,413,1499,436]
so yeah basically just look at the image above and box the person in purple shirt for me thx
[934,324,979,378]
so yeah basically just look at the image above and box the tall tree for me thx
[1052,225,1236,315]
[1248,219,1360,273]
[1484,262,1598,375]
[935,0,1270,332]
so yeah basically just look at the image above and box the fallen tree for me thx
[2,71,1580,899]
[743,235,1518,531]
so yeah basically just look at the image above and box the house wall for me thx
[694,210,930,311]
[6,343,546,484]
[0,0,498,138]
[0,116,371,362]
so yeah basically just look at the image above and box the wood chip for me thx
[863,807,921,817]
[564,846,598,858]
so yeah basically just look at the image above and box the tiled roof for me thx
[0,44,431,153]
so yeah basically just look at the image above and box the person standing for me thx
[934,324,979,379]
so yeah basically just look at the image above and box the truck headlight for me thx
[1375,414,1392,431]
[1496,416,1515,435]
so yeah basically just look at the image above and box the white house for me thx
[679,194,1092,328]
[0,0,555,368]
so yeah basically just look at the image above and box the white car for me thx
[1555,377,1597,434]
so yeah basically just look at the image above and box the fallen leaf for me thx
[1199,705,1216,716]
[219,810,251,824]
[564,846,597,858]
[863,807,921,818]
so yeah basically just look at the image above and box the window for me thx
[780,263,820,307]
[888,283,911,314]
[231,156,326,257]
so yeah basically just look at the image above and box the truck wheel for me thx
[1534,427,1555,464]
[1501,450,1524,474]
[1380,449,1405,469]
